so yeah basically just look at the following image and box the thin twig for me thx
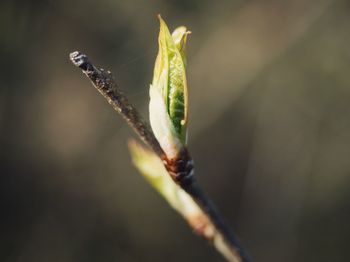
[69,51,164,157]
[69,51,250,262]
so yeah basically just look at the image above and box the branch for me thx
[69,51,250,262]
[69,51,164,158]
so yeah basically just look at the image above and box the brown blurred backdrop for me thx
[1,0,350,261]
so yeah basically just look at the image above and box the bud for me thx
[128,140,201,217]
[149,16,190,159]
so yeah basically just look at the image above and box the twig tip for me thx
[69,51,89,71]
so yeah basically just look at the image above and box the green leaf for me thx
[150,16,190,152]
[171,26,190,67]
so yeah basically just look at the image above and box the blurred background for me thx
[1,0,350,261]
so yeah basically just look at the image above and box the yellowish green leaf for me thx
[150,16,190,148]
[171,26,190,67]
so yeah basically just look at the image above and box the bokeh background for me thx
[1,0,350,261]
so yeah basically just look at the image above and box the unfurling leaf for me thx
[171,26,190,67]
[150,16,190,158]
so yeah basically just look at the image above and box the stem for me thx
[183,178,250,262]
[69,51,250,262]
[69,51,164,158]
